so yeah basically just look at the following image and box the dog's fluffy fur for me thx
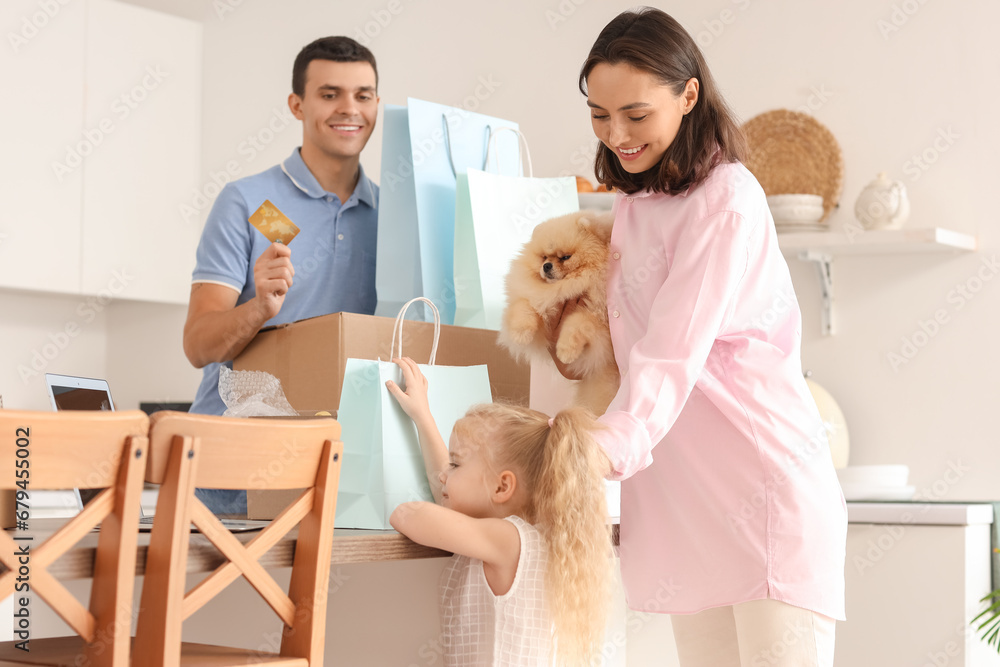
[499,210,620,415]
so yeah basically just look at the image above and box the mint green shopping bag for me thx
[453,129,579,330]
[335,298,494,529]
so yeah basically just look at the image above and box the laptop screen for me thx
[51,386,113,411]
[46,374,116,412]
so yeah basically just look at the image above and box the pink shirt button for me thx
[612,251,621,260]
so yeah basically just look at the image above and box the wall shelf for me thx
[776,227,978,335]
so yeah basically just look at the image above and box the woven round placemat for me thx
[741,109,844,221]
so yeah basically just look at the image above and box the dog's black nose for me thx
[543,262,553,273]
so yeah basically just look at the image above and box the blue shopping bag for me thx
[336,298,494,529]
[375,98,522,325]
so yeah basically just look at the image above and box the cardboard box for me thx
[233,312,529,412]
[247,489,304,521]
[236,313,528,520]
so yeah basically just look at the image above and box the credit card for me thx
[248,199,300,244]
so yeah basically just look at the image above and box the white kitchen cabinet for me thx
[838,503,999,667]
[81,0,202,304]
[0,0,87,294]
[0,0,201,304]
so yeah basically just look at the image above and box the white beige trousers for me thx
[670,599,836,667]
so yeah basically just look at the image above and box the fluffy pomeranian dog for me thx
[499,210,620,415]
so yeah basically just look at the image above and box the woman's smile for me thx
[616,144,648,160]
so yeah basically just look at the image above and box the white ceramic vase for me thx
[854,172,910,230]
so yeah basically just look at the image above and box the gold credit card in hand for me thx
[249,199,300,245]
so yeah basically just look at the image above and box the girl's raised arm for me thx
[386,357,448,503]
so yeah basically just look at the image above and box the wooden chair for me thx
[134,411,343,667]
[0,410,149,667]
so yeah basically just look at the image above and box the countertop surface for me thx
[846,501,995,525]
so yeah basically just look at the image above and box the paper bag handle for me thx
[442,114,492,179]
[391,297,440,365]
[485,126,534,178]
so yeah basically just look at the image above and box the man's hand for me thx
[182,242,294,369]
[252,242,294,321]
[544,298,585,381]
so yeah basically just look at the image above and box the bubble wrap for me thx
[217,366,297,418]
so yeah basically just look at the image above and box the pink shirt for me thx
[595,161,846,620]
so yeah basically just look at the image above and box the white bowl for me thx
[767,194,824,208]
[836,465,910,487]
[769,204,824,224]
[840,483,915,502]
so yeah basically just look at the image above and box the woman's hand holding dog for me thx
[545,298,586,381]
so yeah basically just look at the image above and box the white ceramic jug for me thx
[854,172,910,230]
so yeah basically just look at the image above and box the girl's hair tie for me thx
[547,417,555,428]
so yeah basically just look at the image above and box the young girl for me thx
[561,7,847,667]
[385,357,613,666]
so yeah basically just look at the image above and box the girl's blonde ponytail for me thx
[536,408,613,666]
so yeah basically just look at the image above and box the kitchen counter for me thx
[839,501,1000,667]
[847,501,995,525]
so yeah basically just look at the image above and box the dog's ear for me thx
[577,210,615,243]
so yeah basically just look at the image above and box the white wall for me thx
[0,290,110,410]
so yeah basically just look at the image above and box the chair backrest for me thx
[135,411,343,667]
[0,409,149,667]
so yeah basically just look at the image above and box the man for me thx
[183,37,380,512]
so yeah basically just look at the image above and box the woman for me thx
[558,7,847,666]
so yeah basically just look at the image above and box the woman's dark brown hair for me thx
[579,7,747,195]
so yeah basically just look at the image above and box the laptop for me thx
[45,373,268,532]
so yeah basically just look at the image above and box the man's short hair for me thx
[292,36,378,96]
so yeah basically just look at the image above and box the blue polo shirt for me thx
[189,147,379,416]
